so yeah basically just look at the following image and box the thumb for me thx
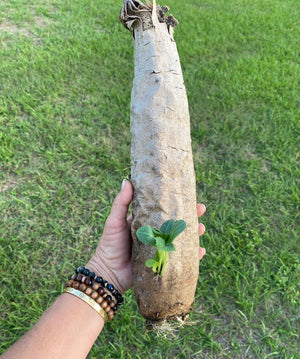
[107,180,133,225]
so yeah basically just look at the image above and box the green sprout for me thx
[136,219,187,276]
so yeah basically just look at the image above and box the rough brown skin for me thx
[120,0,199,324]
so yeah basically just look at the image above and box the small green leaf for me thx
[152,228,162,236]
[163,243,175,252]
[155,236,166,250]
[160,219,175,236]
[145,259,157,267]
[136,225,156,246]
[168,220,187,243]
[152,228,169,241]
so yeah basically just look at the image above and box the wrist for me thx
[86,256,126,295]
[64,266,124,323]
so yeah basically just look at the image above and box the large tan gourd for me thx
[120,0,199,324]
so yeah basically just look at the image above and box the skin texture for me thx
[1,180,206,359]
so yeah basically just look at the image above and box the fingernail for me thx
[200,223,206,231]
[121,179,126,191]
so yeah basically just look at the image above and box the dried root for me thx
[145,314,192,336]
[119,0,151,31]
[119,0,178,32]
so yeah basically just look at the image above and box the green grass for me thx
[0,0,299,358]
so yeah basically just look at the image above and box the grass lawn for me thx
[0,0,299,358]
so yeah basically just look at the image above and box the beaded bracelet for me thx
[65,279,116,320]
[64,266,124,322]
[67,275,120,313]
[74,266,124,305]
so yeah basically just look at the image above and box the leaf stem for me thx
[158,250,168,276]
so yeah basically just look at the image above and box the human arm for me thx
[1,180,206,359]
[0,180,133,359]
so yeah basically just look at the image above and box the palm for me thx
[96,214,133,291]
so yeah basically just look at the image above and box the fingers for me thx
[199,223,206,259]
[197,203,206,217]
[199,222,205,236]
[199,247,206,261]
[197,203,206,237]
[197,204,206,260]
[197,203,206,236]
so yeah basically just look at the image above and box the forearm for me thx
[1,293,104,359]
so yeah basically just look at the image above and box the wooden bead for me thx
[107,312,114,321]
[85,287,93,296]
[96,296,104,304]
[71,274,77,280]
[76,274,83,281]
[85,277,92,286]
[92,282,100,291]
[73,281,80,289]
[65,280,73,287]
[100,301,108,309]
[79,283,87,292]
[104,305,111,313]
[97,287,105,296]
[90,291,99,300]
[107,309,114,316]
[104,295,112,303]
[110,301,116,308]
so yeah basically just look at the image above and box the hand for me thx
[197,203,206,260]
[87,180,206,294]
[86,180,133,294]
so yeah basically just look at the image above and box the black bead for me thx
[96,276,103,284]
[112,305,118,312]
[89,272,96,279]
[113,289,119,296]
[83,268,90,276]
[107,284,114,292]
[105,295,112,302]
[103,280,108,287]
[76,266,85,274]
[116,294,124,304]
[68,274,73,280]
